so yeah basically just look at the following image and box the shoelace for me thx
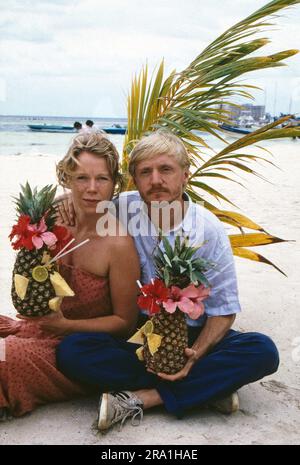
[111,392,144,431]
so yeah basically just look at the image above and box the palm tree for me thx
[122,0,300,274]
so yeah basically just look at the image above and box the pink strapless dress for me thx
[0,264,112,417]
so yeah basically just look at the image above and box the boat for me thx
[103,127,126,135]
[28,124,76,133]
[28,124,127,135]
[220,124,252,135]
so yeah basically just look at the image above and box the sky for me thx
[0,0,299,117]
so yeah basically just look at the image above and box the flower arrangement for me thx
[129,234,215,374]
[9,183,77,317]
[137,279,210,320]
[9,214,71,254]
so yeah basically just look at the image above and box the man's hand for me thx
[55,194,75,226]
[148,347,198,382]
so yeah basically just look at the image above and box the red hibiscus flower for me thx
[137,279,169,315]
[9,215,35,250]
[50,225,73,256]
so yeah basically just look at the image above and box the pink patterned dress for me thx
[0,264,112,417]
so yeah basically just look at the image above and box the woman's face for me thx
[69,151,115,213]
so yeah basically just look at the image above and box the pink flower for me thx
[28,217,57,249]
[163,284,210,320]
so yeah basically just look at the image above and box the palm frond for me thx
[232,246,287,275]
[122,0,300,271]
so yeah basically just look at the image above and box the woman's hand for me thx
[148,347,198,382]
[17,311,70,337]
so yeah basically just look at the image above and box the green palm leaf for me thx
[122,0,300,271]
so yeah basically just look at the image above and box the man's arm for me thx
[191,314,236,358]
[156,314,236,382]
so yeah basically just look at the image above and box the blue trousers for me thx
[57,328,279,417]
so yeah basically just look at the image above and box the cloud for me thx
[0,0,299,116]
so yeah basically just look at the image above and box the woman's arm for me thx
[36,234,140,338]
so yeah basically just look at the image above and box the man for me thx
[56,130,279,432]
[73,121,82,132]
[83,119,104,134]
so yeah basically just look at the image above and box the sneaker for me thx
[209,391,239,414]
[97,391,144,431]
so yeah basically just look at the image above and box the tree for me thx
[122,0,300,273]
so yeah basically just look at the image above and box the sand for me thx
[0,139,299,445]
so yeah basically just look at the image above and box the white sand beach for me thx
[0,137,299,445]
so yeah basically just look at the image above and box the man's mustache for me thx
[147,189,169,194]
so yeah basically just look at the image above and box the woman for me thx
[0,133,140,419]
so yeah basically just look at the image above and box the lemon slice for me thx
[32,266,49,282]
[143,320,154,336]
[147,333,162,356]
[136,346,144,361]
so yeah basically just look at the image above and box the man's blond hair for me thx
[128,130,190,176]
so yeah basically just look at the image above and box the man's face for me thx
[133,154,189,205]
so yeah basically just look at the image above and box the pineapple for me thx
[11,248,57,316]
[143,308,188,374]
[10,183,72,317]
[140,235,214,374]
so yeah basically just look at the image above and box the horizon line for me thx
[0,114,128,119]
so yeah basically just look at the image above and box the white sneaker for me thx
[97,391,144,431]
[209,391,239,414]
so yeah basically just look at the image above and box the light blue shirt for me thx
[114,191,241,327]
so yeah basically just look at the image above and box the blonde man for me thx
[57,130,279,432]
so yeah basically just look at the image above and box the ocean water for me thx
[0,115,127,156]
[0,114,298,159]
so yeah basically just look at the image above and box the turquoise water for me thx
[0,115,127,156]
[0,114,297,158]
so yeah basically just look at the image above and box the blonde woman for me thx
[0,133,140,419]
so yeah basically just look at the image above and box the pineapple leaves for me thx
[155,234,215,288]
[13,183,57,226]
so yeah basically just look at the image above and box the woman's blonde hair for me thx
[57,133,123,194]
[128,130,190,176]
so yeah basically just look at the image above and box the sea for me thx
[0,113,297,159]
[0,115,128,157]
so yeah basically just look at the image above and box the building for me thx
[242,104,265,121]
[221,103,265,125]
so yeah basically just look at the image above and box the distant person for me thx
[85,120,94,128]
[81,120,95,134]
[84,119,105,135]
[73,122,82,132]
